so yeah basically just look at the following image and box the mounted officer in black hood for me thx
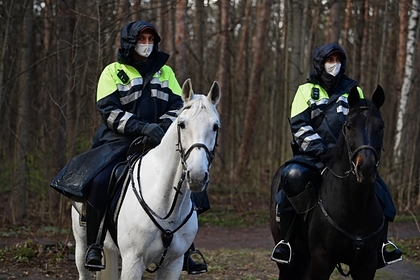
[270,43,402,267]
[51,21,208,274]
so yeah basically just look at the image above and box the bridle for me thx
[176,119,217,172]
[328,106,381,180]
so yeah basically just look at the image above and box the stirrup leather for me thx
[381,241,402,265]
[271,240,292,264]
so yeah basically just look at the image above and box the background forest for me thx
[1,0,420,226]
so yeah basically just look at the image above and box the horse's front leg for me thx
[120,253,145,280]
[154,256,184,280]
[307,249,336,280]
[349,250,378,280]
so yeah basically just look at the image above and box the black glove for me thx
[319,150,331,164]
[140,123,165,145]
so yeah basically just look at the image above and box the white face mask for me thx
[135,43,154,58]
[324,62,341,77]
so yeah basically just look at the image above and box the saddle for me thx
[106,137,155,243]
[77,136,155,247]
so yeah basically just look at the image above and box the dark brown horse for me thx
[270,85,386,279]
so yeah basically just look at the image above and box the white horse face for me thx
[177,79,221,192]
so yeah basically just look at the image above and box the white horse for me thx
[71,78,221,280]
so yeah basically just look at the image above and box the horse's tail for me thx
[96,246,119,280]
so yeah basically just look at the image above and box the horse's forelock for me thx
[181,94,219,120]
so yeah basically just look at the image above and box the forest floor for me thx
[0,219,419,279]
[0,191,419,279]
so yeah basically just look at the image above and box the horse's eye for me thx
[178,121,186,129]
[213,123,219,132]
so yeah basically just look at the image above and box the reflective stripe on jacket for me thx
[290,78,364,164]
[95,62,183,141]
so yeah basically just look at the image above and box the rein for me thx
[129,120,217,273]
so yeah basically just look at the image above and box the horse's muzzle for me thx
[186,170,209,192]
[353,151,378,184]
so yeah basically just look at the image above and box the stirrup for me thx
[381,241,402,265]
[271,240,292,265]
[84,244,106,271]
[184,249,207,275]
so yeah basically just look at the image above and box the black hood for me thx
[309,43,347,94]
[311,43,347,77]
[119,21,161,61]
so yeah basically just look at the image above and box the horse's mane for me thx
[180,94,220,121]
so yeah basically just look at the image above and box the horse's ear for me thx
[372,85,385,109]
[182,78,194,102]
[348,86,361,108]
[207,81,221,106]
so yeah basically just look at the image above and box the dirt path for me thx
[193,222,420,279]
[0,221,419,279]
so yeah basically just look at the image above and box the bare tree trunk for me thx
[11,0,33,223]
[351,1,364,83]
[0,0,15,110]
[396,0,409,88]
[217,0,230,174]
[393,0,419,211]
[194,0,205,92]
[342,0,352,52]
[174,0,188,83]
[237,0,273,176]
[329,0,341,43]
[358,0,370,89]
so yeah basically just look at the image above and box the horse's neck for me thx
[137,127,191,215]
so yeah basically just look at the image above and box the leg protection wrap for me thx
[281,163,321,214]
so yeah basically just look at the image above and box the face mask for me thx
[135,43,153,57]
[324,62,341,77]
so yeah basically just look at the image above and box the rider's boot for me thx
[377,220,402,268]
[182,243,207,274]
[84,203,105,271]
[271,208,296,265]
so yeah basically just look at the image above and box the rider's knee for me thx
[281,163,321,197]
